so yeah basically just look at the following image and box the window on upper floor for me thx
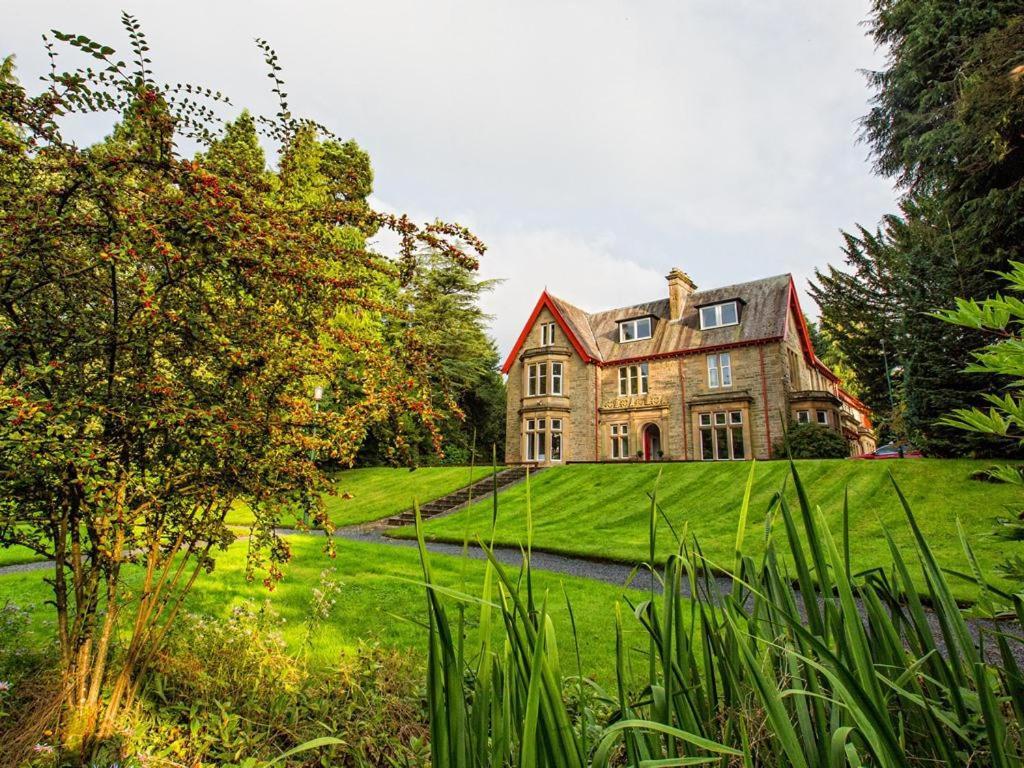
[788,348,801,387]
[527,363,548,396]
[541,322,556,346]
[796,410,810,423]
[816,409,830,426]
[551,362,563,395]
[618,362,649,396]
[527,361,565,397]
[699,301,739,330]
[618,317,652,343]
[707,352,732,388]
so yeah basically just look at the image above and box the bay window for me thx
[527,361,566,396]
[524,417,563,462]
[525,418,547,462]
[551,362,563,395]
[699,410,745,460]
[527,362,548,396]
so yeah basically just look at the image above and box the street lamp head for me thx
[313,386,324,401]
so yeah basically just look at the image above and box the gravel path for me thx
[0,559,53,575]
[335,526,1022,666]
[4,525,1020,665]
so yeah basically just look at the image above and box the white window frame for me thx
[816,409,829,426]
[617,363,649,396]
[618,317,653,343]
[527,363,548,396]
[698,410,745,461]
[551,362,563,395]
[699,301,739,330]
[541,322,556,346]
[797,410,810,423]
[707,353,732,388]
[550,418,562,462]
[525,418,548,462]
[610,423,630,459]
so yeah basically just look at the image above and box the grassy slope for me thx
[0,467,500,565]
[0,545,45,567]
[225,465,503,528]
[0,535,647,686]
[395,459,1021,600]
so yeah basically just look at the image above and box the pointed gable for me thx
[783,276,840,383]
[500,291,597,374]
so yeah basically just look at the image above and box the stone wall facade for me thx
[505,317,814,464]
[504,287,874,464]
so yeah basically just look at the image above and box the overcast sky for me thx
[4,1,897,358]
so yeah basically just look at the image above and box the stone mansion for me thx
[502,270,875,464]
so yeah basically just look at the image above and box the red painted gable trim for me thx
[500,291,593,374]
[785,277,840,383]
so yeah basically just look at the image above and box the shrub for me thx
[129,602,428,767]
[415,461,1024,766]
[774,421,849,458]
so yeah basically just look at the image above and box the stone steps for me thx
[381,465,540,528]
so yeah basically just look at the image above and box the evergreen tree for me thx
[358,250,506,464]
[812,2,1024,456]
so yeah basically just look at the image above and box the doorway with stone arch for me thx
[642,423,662,461]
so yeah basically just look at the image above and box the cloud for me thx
[476,227,667,357]
[3,0,899,356]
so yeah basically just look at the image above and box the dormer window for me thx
[618,316,652,343]
[699,301,739,330]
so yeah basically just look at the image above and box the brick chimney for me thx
[666,268,697,319]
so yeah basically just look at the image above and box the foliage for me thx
[132,604,427,767]
[774,422,850,459]
[416,461,1024,766]
[807,318,863,398]
[0,15,483,754]
[811,4,1024,456]
[934,259,1024,583]
[0,598,427,766]
[358,249,506,465]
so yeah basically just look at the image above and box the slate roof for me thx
[545,273,793,364]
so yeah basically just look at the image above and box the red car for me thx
[859,443,923,459]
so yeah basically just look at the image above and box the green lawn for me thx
[394,459,1023,601]
[0,544,45,567]
[0,534,647,686]
[225,465,503,528]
